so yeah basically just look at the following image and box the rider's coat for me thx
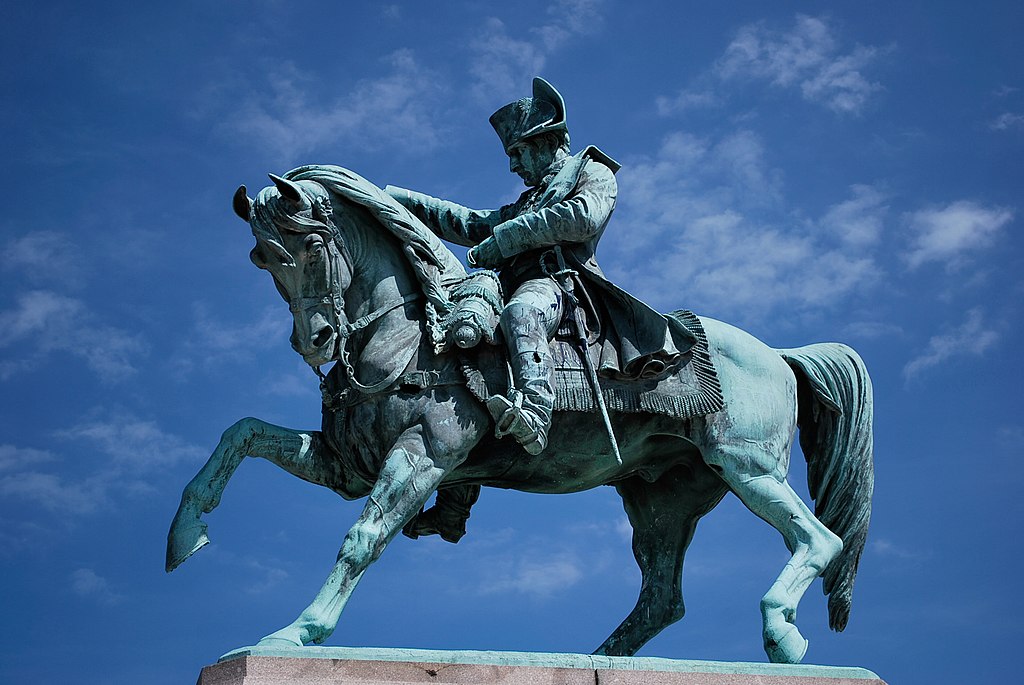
[387,147,689,379]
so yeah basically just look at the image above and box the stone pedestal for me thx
[198,646,887,685]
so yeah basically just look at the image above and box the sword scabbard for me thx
[544,246,622,465]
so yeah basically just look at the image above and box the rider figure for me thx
[387,78,689,540]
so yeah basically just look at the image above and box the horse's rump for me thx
[462,310,723,420]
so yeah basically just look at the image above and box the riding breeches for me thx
[502,277,565,339]
[489,277,566,454]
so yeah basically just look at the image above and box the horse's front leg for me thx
[167,417,341,572]
[258,424,456,647]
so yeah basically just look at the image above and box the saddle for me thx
[318,269,723,423]
[461,309,723,420]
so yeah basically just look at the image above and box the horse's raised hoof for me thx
[166,514,210,573]
[764,623,809,664]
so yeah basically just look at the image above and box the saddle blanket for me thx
[463,310,724,420]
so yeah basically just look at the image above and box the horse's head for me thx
[234,174,352,368]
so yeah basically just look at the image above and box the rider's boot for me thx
[402,484,481,543]
[486,304,555,455]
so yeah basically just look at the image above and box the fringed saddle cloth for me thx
[463,310,724,420]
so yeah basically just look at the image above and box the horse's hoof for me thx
[257,636,303,649]
[764,623,809,664]
[166,516,210,573]
[258,626,304,648]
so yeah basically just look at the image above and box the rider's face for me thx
[507,139,556,187]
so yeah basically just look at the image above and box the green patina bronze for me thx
[167,78,874,665]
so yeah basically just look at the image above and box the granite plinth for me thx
[198,646,887,685]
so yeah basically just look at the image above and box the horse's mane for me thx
[283,165,467,317]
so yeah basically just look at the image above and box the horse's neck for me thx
[341,213,424,375]
[343,215,417,316]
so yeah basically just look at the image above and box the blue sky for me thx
[1,2,1021,683]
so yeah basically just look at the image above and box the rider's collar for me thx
[537,155,570,189]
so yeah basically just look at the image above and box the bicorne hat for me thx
[489,77,567,153]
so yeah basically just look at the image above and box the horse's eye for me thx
[305,235,325,259]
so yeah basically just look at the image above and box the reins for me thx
[303,209,426,402]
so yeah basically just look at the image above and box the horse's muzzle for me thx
[293,317,338,366]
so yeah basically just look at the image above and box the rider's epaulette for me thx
[580,145,621,174]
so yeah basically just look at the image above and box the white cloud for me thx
[470,19,547,103]
[710,130,784,206]
[191,305,284,355]
[904,201,1014,269]
[58,414,205,471]
[543,0,605,41]
[996,426,1024,451]
[244,559,290,595]
[0,444,54,472]
[71,568,124,605]
[216,1,606,161]
[797,45,881,113]
[0,470,108,514]
[2,230,82,285]
[821,184,889,248]
[1,413,203,517]
[716,15,884,114]
[656,88,721,115]
[0,290,81,345]
[903,309,999,380]
[173,303,288,373]
[663,15,885,116]
[870,538,929,562]
[469,0,606,102]
[606,133,879,319]
[989,112,1024,130]
[223,50,447,163]
[261,369,316,398]
[614,516,632,543]
[480,553,583,597]
[717,15,837,86]
[0,290,145,382]
[839,319,904,341]
[612,129,781,231]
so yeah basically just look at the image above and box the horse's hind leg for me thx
[595,464,727,656]
[167,417,342,572]
[707,444,842,664]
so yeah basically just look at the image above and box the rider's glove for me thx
[467,237,504,269]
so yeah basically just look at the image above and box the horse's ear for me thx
[233,185,253,221]
[268,173,303,203]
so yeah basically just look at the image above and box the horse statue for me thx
[166,164,873,665]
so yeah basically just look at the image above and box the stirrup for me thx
[485,392,547,455]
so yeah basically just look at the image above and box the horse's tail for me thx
[778,343,874,633]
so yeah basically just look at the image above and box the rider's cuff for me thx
[492,222,521,258]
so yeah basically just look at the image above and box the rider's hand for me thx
[467,237,504,269]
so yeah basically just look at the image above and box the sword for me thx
[546,247,622,465]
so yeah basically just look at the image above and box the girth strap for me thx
[321,365,463,412]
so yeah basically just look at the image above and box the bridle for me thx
[288,201,422,399]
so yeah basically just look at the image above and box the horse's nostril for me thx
[312,325,334,348]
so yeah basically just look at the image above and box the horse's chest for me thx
[321,397,422,480]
